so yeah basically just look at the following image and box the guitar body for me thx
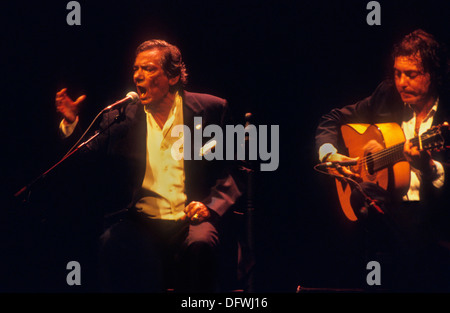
[336,123,410,221]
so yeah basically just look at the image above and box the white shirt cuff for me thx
[431,160,445,189]
[318,143,337,162]
[59,116,79,138]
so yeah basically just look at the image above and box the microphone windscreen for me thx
[127,91,140,103]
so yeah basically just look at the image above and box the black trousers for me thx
[98,211,220,292]
[351,182,450,292]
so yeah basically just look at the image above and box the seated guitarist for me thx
[315,29,450,291]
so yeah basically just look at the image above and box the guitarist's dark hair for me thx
[392,29,448,96]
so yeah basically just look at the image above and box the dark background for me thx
[1,0,449,293]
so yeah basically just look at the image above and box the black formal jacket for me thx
[69,90,243,219]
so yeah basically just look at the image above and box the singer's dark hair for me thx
[136,39,188,91]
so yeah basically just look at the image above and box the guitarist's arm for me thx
[316,81,401,151]
[318,143,360,178]
[316,80,404,147]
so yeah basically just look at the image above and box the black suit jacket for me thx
[74,90,243,218]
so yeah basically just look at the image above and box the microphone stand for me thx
[243,112,256,292]
[14,107,126,202]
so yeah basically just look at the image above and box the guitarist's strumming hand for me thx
[325,153,360,179]
[363,140,384,154]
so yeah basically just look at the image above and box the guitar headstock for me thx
[422,122,450,152]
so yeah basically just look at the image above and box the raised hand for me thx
[56,88,86,124]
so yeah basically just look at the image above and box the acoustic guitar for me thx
[334,122,449,221]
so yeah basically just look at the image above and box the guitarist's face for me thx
[394,55,432,108]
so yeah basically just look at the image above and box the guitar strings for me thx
[350,131,438,170]
[357,133,435,165]
[358,133,433,164]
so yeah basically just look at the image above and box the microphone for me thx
[316,159,358,170]
[104,91,139,111]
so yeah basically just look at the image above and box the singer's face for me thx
[133,49,177,107]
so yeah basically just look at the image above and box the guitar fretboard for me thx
[367,130,440,172]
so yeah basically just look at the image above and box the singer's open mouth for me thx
[137,86,147,98]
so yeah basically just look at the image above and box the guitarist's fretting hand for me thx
[403,140,437,177]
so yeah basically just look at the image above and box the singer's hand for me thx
[181,201,211,224]
[326,153,360,178]
[56,88,86,124]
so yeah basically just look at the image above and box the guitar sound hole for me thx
[365,152,374,175]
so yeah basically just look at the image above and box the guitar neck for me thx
[369,133,432,172]
[370,142,405,172]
